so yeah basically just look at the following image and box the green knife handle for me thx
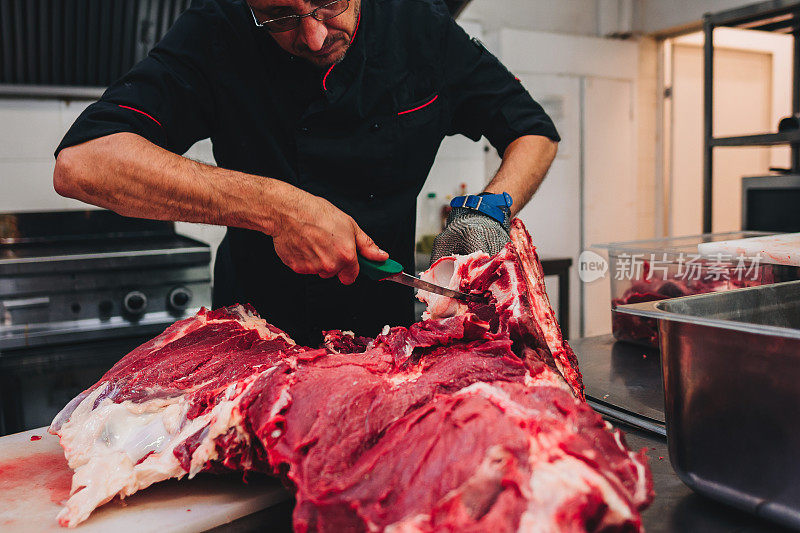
[358,256,404,281]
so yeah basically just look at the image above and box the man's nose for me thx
[298,16,328,51]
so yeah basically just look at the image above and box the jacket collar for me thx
[319,0,368,102]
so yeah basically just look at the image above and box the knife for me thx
[358,257,483,302]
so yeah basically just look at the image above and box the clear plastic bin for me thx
[595,231,783,348]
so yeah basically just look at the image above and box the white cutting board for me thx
[697,233,800,267]
[0,428,289,533]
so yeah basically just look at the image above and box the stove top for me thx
[0,210,212,349]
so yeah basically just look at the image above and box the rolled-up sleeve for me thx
[55,3,216,158]
[441,16,560,156]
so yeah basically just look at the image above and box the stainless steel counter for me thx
[624,425,793,532]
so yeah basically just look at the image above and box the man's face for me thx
[248,0,361,68]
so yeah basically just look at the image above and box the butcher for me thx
[52,0,559,345]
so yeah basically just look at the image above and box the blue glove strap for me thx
[450,192,513,224]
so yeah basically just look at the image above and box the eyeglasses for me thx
[250,0,350,33]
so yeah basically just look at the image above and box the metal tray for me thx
[617,280,800,531]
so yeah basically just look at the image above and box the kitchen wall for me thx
[0,98,92,212]
[463,0,762,37]
[639,0,758,34]
[460,0,601,36]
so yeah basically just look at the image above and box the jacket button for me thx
[371,122,381,132]
[300,126,310,134]
[368,193,375,201]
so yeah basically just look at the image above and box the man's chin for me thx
[301,45,348,68]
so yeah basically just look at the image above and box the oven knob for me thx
[168,287,192,312]
[98,300,113,316]
[123,291,148,315]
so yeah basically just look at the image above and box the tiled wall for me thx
[0,98,93,212]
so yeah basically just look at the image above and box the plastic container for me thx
[594,231,781,348]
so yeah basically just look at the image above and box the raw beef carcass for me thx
[50,220,653,531]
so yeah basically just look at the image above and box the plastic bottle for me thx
[416,192,441,254]
[423,192,440,236]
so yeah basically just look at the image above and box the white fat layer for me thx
[611,424,650,504]
[100,408,171,460]
[269,387,292,420]
[209,305,294,344]
[517,456,636,533]
[419,254,483,320]
[384,514,429,533]
[55,364,281,528]
[386,366,425,387]
[523,371,574,392]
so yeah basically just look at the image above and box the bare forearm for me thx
[483,135,558,216]
[53,132,388,284]
[53,132,289,235]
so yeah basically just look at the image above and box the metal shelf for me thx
[706,0,800,28]
[702,0,800,232]
[710,130,800,147]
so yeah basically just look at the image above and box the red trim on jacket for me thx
[322,12,361,91]
[117,105,163,127]
[397,94,439,116]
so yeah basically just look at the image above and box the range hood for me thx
[0,0,474,93]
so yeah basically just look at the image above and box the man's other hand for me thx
[430,207,511,264]
[273,191,388,285]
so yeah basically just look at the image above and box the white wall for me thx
[461,0,771,38]
[0,99,93,212]
[460,0,600,36]
[640,0,755,34]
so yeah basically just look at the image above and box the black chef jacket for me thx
[56,0,560,346]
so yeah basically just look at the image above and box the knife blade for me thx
[383,271,483,302]
[358,256,483,302]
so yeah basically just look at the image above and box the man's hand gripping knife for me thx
[430,192,513,263]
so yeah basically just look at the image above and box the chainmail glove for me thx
[430,206,511,264]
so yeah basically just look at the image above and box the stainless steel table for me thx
[626,426,793,532]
